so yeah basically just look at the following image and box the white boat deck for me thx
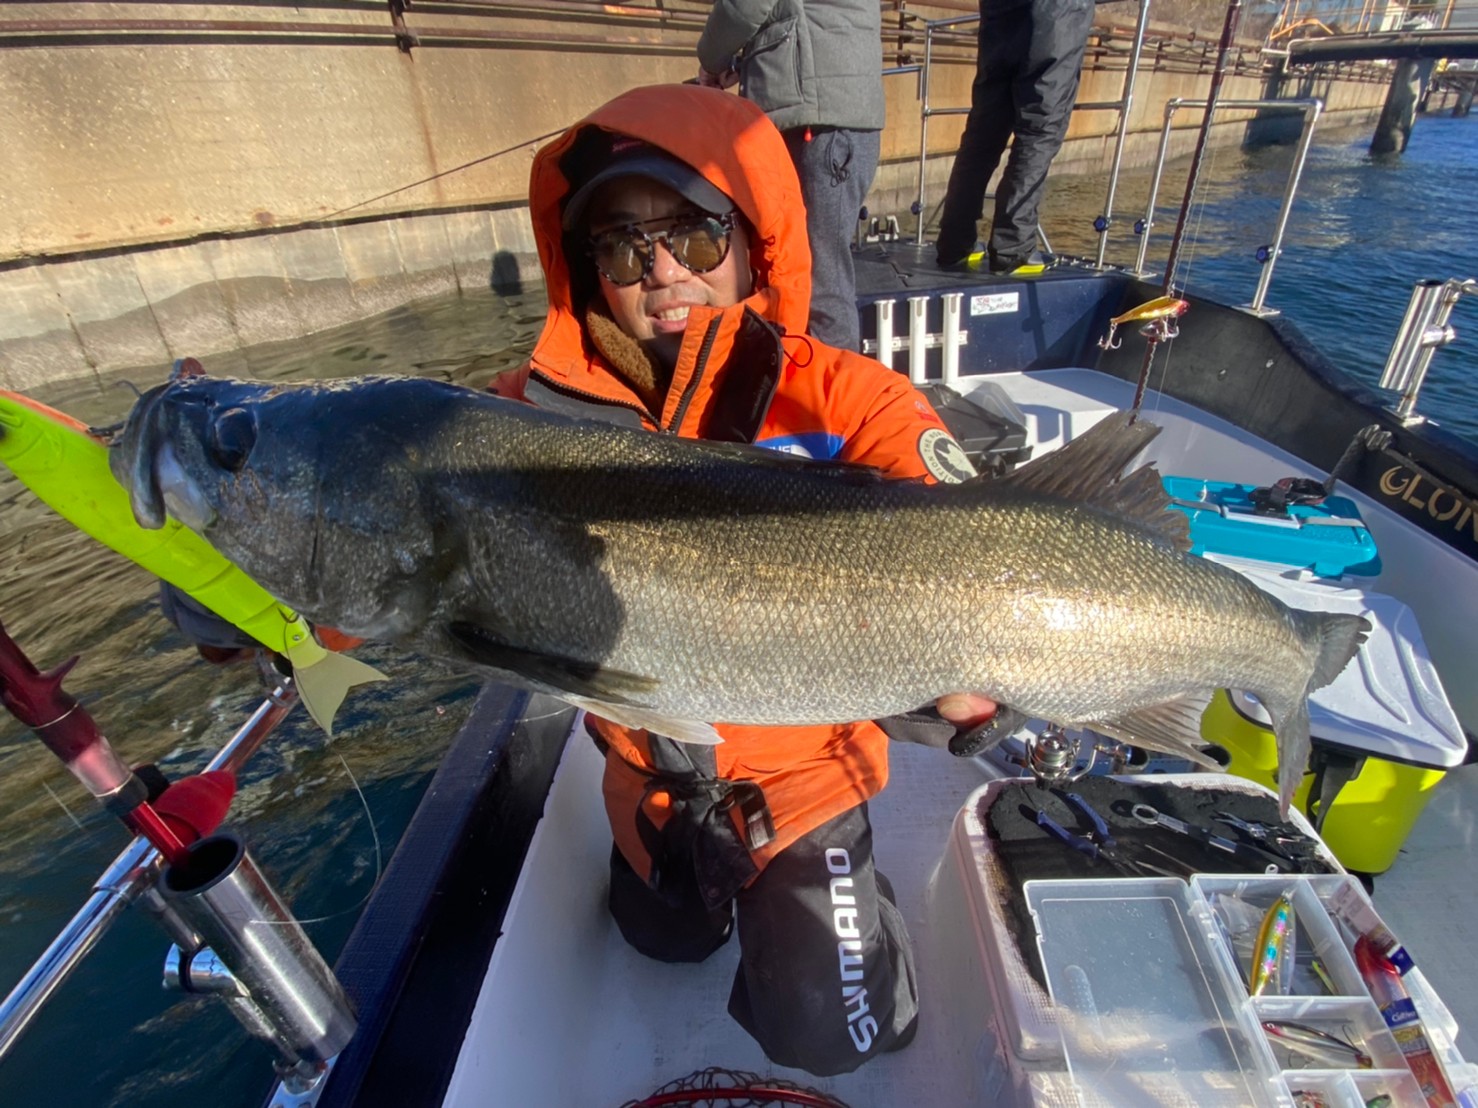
[442,370,1478,1107]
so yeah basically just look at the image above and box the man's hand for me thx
[875,693,1000,752]
[696,66,739,90]
[935,692,997,730]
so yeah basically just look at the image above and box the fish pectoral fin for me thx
[446,621,658,705]
[1086,691,1219,768]
[565,699,724,746]
[1000,411,1190,552]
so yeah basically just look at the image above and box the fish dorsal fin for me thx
[1085,691,1219,768]
[1003,412,1190,551]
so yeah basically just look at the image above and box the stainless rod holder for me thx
[159,832,356,1078]
[1380,278,1474,422]
[908,295,930,383]
[0,682,297,1064]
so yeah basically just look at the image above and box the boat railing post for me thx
[1380,277,1476,423]
[1133,101,1183,277]
[915,23,935,246]
[0,838,157,1058]
[1093,0,1154,268]
[1246,97,1325,316]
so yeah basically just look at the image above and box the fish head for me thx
[109,373,446,640]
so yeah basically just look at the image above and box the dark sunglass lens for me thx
[671,220,729,273]
[593,233,648,285]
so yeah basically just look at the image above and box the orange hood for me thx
[527,84,812,389]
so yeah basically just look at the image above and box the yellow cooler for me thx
[1199,561,1469,875]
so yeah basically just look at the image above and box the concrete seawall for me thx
[0,5,1389,392]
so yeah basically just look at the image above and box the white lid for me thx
[1213,558,1467,768]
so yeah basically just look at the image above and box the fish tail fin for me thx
[1260,610,1370,818]
[1260,690,1312,820]
[1295,610,1371,693]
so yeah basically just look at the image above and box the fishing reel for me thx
[1016,724,1137,786]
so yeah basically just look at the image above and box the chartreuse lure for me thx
[0,388,385,733]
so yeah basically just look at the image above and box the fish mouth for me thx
[155,441,216,531]
[110,381,175,530]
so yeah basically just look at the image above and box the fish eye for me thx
[209,407,257,471]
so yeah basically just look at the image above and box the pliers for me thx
[1034,792,1185,877]
[1035,791,1116,861]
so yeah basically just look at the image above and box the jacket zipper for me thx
[528,365,654,423]
[665,316,723,434]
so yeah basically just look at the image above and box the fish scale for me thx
[110,373,1370,816]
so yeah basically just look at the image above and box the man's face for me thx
[586,178,752,351]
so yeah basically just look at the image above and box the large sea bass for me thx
[111,373,1369,815]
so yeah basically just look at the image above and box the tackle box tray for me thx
[929,776,1478,1107]
[1163,476,1380,578]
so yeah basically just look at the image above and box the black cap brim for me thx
[562,150,732,232]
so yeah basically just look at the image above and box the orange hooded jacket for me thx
[511,84,965,883]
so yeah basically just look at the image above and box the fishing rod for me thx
[1129,0,1245,414]
[0,619,189,865]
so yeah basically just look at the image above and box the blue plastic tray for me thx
[1162,476,1381,577]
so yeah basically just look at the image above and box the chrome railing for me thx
[0,680,303,1059]
[1380,277,1478,422]
[1131,96,1324,316]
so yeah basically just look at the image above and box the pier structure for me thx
[0,0,1404,391]
[1267,0,1478,150]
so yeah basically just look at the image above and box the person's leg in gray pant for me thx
[936,0,1094,272]
[987,0,1095,270]
[784,126,880,352]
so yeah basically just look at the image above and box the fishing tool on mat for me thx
[1131,803,1293,873]
[1031,791,1183,878]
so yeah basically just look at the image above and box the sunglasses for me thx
[587,211,737,287]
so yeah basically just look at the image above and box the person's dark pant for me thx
[608,802,918,1076]
[935,0,1095,270]
[784,126,880,352]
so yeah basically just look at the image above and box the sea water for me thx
[0,113,1474,1107]
[1039,113,1478,442]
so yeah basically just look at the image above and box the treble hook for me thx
[1098,295,1190,351]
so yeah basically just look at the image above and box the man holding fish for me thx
[495,83,996,1075]
[107,84,1367,1080]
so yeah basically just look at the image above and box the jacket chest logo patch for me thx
[918,428,974,484]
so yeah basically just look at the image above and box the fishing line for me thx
[253,751,382,927]
[43,779,88,833]
[313,128,566,225]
